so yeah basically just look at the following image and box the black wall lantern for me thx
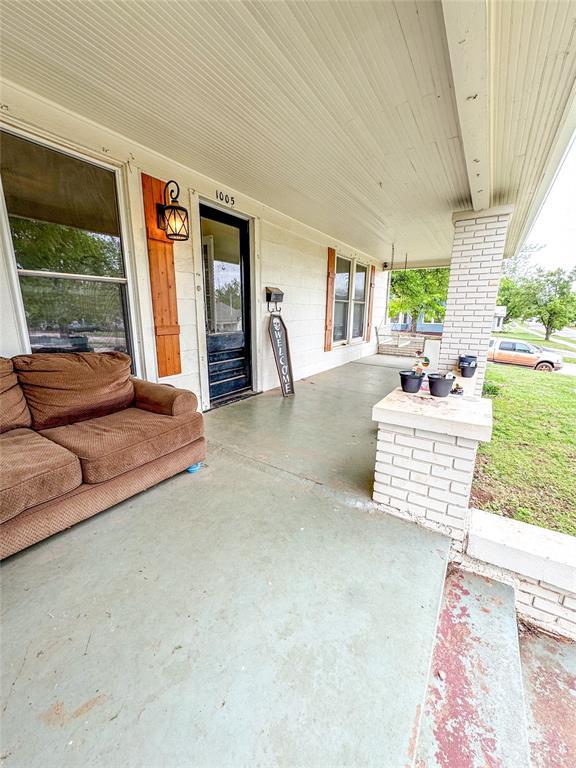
[156,180,189,241]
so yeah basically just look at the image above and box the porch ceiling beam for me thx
[442,0,491,212]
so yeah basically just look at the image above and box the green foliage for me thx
[497,277,533,324]
[524,268,576,340]
[9,216,123,277]
[498,259,576,340]
[472,365,576,536]
[389,268,448,331]
[482,380,502,398]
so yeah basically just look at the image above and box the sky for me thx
[524,135,576,272]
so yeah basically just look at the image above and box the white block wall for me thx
[517,579,576,639]
[372,423,479,550]
[439,212,511,395]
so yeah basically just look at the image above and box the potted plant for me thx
[459,354,477,378]
[428,373,454,398]
[399,369,424,393]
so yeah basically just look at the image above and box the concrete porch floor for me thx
[0,360,451,767]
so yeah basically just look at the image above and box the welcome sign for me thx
[269,314,294,397]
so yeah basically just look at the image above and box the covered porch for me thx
[2,359,574,766]
[1,360,450,766]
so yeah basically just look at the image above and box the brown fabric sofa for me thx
[0,352,205,559]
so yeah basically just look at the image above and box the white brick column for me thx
[439,206,513,395]
[372,390,492,552]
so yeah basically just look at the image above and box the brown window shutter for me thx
[364,265,376,342]
[141,173,182,377]
[324,247,336,352]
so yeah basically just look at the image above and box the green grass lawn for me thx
[471,364,576,536]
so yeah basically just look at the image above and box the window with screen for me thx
[0,131,131,356]
[332,256,368,343]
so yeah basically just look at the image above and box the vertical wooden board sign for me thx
[269,314,294,396]
[141,173,182,377]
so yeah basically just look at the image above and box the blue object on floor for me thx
[186,463,202,474]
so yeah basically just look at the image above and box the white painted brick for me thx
[533,598,576,621]
[450,481,470,496]
[385,464,411,480]
[435,442,477,461]
[393,455,433,473]
[374,472,391,487]
[375,458,393,471]
[430,465,472,484]
[453,458,475,472]
[557,617,576,634]
[377,442,413,458]
[456,436,478,449]
[407,492,446,513]
[391,476,427,494]
[415,429,456,444]
[522,583,561,602]
[395,434,432,451]
[446,505,467,519]
[386,485,409,502]
[373,490,390,506]
[563,595,576,611]
[518,604,559,624]
[516,591,534,606]
[379,425,414,437]
[412,449,453,467]
[410,471,450,490]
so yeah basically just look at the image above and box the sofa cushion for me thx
[0,358,32,434]
[13,352,134,430]
[41,407,204,484]
[0,428,82,523]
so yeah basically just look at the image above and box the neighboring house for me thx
[391,305,507,335]
[390,311,444,335]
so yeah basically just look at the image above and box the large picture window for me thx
[0,131,131,355]
[332,256,368,344]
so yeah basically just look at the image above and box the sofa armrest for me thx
[132,378,198,416]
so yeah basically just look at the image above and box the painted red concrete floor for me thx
[520,626,576,768]
[415,568,530,767]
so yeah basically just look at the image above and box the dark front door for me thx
[200,204,252,403]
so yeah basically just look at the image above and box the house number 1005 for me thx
[216,190,235,206]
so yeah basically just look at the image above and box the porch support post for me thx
[439,206,514,395]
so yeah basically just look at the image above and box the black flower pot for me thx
[459,355,478,379]
[399,370,424,394]
[428,374,453,398]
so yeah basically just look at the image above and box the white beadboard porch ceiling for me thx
[0,1,575,266]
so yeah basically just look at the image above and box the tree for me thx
[524,268,576,340]
[388,268,449,333]
[497,277,533,325]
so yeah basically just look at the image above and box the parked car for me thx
[487,338,563,371]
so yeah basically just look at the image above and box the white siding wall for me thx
[259,222,387,392]
[0,90,388,405]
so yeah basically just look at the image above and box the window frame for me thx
[332,255,369,346]
[0,126,140,373]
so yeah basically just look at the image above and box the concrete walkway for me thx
[1,362,450,768]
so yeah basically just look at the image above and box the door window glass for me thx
[499,341,515,351]
[0,130,131,355]
[201,218,242,334]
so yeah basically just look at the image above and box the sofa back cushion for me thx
[0,357,32,433]
[13,352,134,430]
